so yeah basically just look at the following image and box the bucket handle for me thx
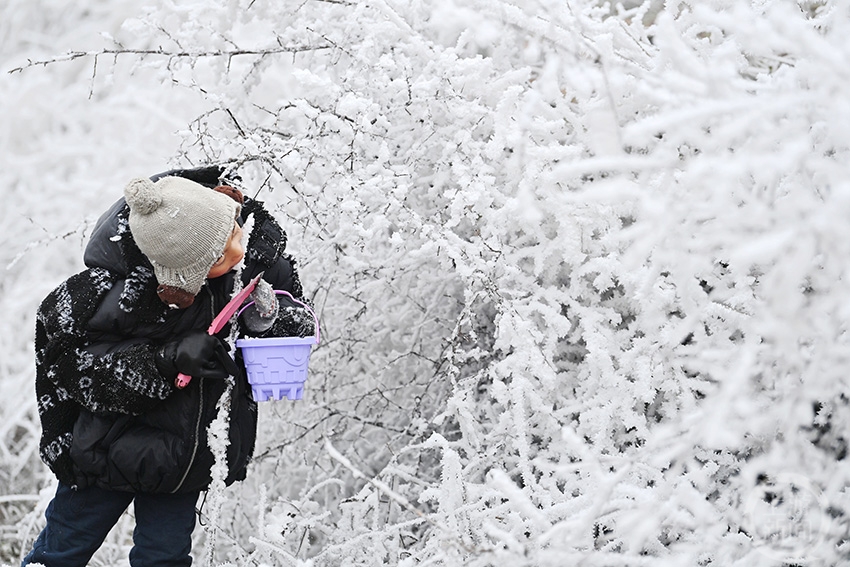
[237,290,321,344]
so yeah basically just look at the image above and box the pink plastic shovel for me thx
[175,273,264,389]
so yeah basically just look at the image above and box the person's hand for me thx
[155,330,239,380]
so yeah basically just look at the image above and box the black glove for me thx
[155,330,240,380]
[241,279,280,333]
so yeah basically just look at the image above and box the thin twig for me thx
[324,439,480,554]
[325,439,431,523]
[225,108,246,137]
[89,53,98,99]
[8,44,332,74]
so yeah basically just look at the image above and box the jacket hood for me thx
[84,197,136,277]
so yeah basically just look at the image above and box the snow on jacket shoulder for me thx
[35,189,300,493]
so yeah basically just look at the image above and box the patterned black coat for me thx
[35,170,302,493]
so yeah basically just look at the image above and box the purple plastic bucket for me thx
[236,336,316,401]
[236,291,320,402]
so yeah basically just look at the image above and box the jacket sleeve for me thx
[241,198,304,298]
[35,269,174,416]
[237,199,315,339]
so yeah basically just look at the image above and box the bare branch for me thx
[7,43,333,74]
[225,108,246,138]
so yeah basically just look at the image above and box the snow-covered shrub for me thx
[3,0,848,565]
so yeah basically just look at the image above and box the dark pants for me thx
[22,483,200,567]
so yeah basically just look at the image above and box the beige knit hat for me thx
[124,176,241,298]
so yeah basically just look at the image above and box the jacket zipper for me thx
[171,286,215,493]
[172,377,204,493]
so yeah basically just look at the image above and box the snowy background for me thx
[2,0,849,565]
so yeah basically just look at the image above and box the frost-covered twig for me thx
[325,439,427,521]
[201,383,233,566]
[325,438,480,554]
[7,44,333,74]
[6,219,92,270]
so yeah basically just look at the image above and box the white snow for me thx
[1,0,848,566]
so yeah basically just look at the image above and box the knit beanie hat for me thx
[124,176,241,300]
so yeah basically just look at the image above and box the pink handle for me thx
[237,290,321,343]
[175,371,192,389]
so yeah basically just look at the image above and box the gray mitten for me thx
[242,279,279,333]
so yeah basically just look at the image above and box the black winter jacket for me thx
[34,168,302,493]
